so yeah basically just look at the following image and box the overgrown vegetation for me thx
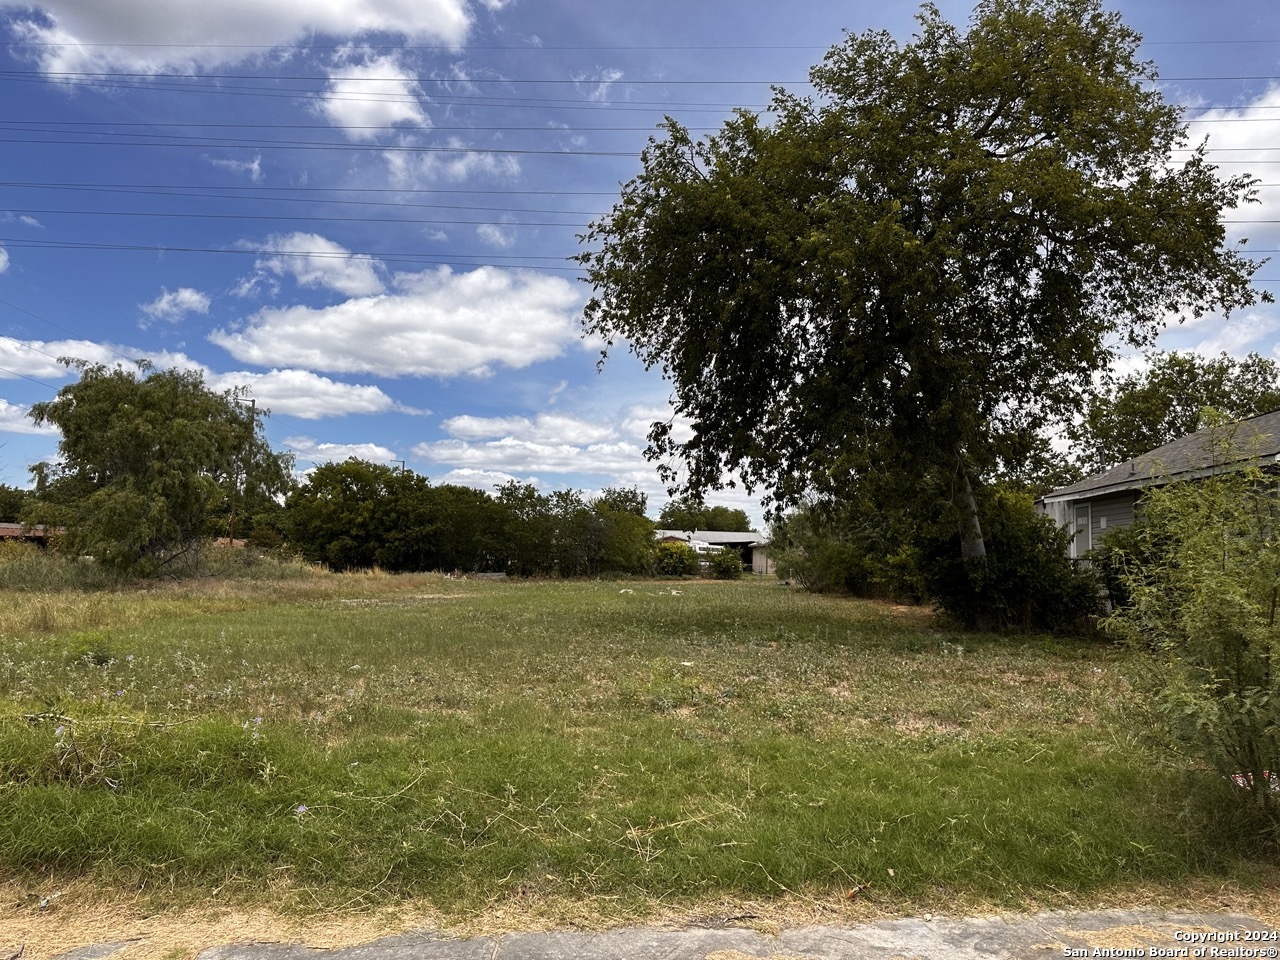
[1104,450,1280,838]
[770,489,1099,632]
[0,576,1271,918]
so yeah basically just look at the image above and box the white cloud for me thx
[476,222,515,248]
[0,399,58,435]
[0,337,412,421]
[0,339,192,380]
[1,212,41,229]
[319,50,431,140]
[139,286,211,324]
[442,412,615,444]
[283,434,399,466]
[210,265,581,378]
[572,67,624,104]
[3,0,476,75]
[205,155,263,183]
[207,368,424,420]
[416,435,646,475]
[620,403,695,445]
[0,247,8,274]
[1190,312,1279,356]
[249,232,384,297]
[429,467,522,490]
[1188,86,1280,248]
[384,136,521,186]
[415,398,767,527]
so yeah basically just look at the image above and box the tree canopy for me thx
[657,495,752,532]
[1070,351,1280,474]
[26,361,292,574]
[578,0,1266,561]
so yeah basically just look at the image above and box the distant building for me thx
[654,528,774,575]
[0,522,59,546]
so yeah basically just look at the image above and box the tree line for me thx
[1,359,755,578]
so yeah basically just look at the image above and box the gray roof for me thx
[654,529,766,546]
[1043,408,1280,503]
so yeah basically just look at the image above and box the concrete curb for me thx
[48,908,1273,960]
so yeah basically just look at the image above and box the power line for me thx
[0,236,585,271]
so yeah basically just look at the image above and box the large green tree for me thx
[27,361,292,574]
[286,460,506,573]
[1070,351,1280,474]
[578,0,1265,567]
[657,495,752,532]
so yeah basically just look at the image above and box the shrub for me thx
[915,489,1101,632]
[768,504,922,599]
[1104,458,1280,834]
[654,541,698,576]
[707,547,744,579]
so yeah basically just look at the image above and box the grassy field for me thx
[0,566,1275,930]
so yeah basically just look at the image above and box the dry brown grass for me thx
[4,880,1278,960]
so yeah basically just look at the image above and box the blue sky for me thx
[0,0,1278,526]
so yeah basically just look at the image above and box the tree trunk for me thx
[958,468,986,560]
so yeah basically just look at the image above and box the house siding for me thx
[1088,492,1138,545]
[1039,492,1137,558]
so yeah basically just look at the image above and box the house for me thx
[0,522,58,546]
[1039,409,1280,558]
[653,529,775,575]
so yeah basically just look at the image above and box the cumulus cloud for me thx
[0,337,414,420]
[210,265,581,378]
[0,398,58,435]
[619,403,695,445]
[383,136,521,186]
[248,232,384,297]
[428,466,522,490]
[415,406,644,476]
[1188,311,1280,356]
[2,0,476,75]
[206,368,424,420]
[319,50,431,139]
[443,412,615,445]
[0,339,189,380]
[1188,87,1280,246]
[416,435,645,476]
[139,286,211,324]
[283,434,399,466]
[413,398,768,525]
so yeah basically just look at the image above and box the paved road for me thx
[47,908,1280,960]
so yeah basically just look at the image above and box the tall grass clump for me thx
[0,540,120,591]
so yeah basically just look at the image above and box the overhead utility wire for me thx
[0,135,638,157]
[0,180,619,196]
[0,208,596,228]
[0,236,587,271]
[4,38,1280,50]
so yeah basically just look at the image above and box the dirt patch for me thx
[336,594,472,606]
[892,715,965,736]
[0,889,425,960]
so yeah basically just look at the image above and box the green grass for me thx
[0,573,1272,918]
